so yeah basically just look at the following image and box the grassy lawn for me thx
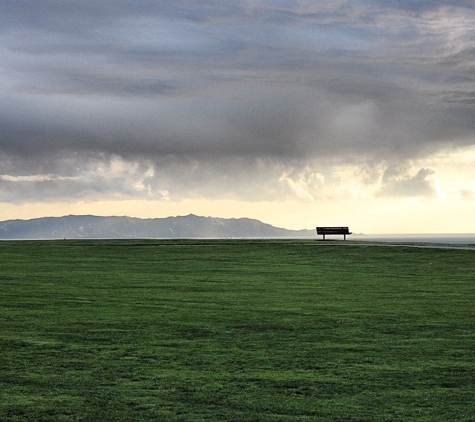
[1,239,474,421]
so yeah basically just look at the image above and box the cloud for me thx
[378,166,437,198]
[374,0,474,13]
[1,1,475,206]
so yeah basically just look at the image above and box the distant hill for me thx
[0,214,315,239]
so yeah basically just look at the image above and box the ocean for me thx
[351,234,475,244]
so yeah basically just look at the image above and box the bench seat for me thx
[316,227,352,240]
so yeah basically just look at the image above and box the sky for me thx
[1,0,475,233]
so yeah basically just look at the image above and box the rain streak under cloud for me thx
[1,0,475,232]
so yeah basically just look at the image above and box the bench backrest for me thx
[316,227,351,235]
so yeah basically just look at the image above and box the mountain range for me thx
[0,214,315,239]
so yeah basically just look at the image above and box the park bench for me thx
[316,227,352,240]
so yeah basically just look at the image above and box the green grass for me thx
[1,239,474,421]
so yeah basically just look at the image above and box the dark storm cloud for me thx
[1,1,475,201]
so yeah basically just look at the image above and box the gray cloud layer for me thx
[1,1,475,202]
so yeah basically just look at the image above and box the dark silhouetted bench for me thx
[316,227,352,240]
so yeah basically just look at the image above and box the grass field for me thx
[1,239,474,421]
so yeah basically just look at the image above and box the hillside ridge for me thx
[0,214,315,239]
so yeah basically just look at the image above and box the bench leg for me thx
[344,234,346,240]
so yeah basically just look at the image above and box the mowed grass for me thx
[0,239,474,421]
